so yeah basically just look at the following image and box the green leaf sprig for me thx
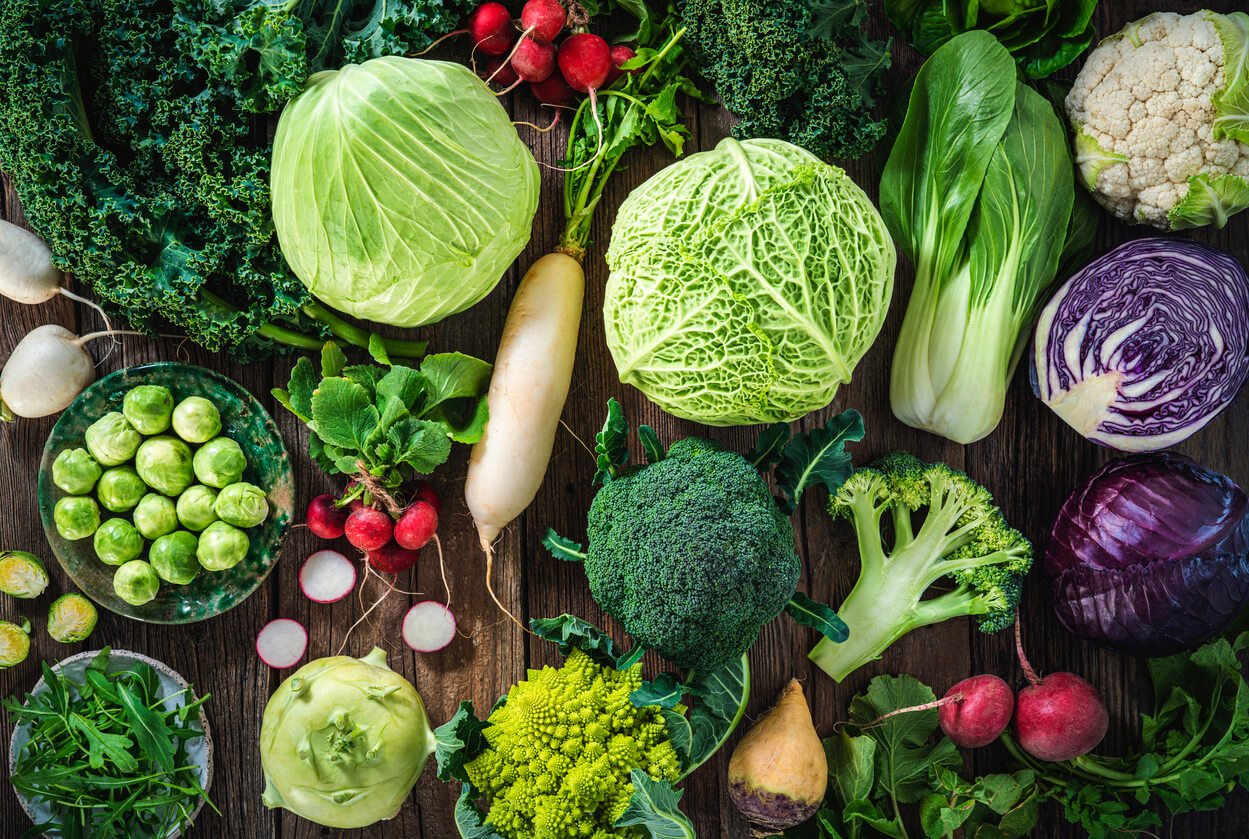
[274,342,491,504]
[4,649,215,839]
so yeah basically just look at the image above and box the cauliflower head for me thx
[464,649,682,839]
[1066,11,1249,230]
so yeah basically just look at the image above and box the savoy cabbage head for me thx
[603,138,895,426]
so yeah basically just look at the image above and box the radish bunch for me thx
[464,0,637,107]
[304,481,440,578]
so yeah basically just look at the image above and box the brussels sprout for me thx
[133,493,178,540]
[122,384,174,435]
[54,496,101,540]
[172,396,222,444]
[0,619,31,668]
[47,593,98,643]
[215,482,269,528]
[150,531,200,585]
[192,437,247,488]
[84,412,142,466]
[96,466,148,513]
[113,560,161,606]
[197,521,250,571]
[93,518,145,566]
[52,448,103,495]
[0,551,49,598]
[134,436,194,497]
[176,485,219,532]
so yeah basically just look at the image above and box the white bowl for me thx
[8,649,214,838]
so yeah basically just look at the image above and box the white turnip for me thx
[0,220,111,327]
[1014,617,1108,761]
[1,324,138,419]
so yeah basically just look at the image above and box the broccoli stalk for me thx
[809,453,1031,682]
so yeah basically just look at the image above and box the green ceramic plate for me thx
[38,363,293,623]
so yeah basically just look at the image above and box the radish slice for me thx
[402,602,456,653]
[256,619,308,669]
[299,550,357,603]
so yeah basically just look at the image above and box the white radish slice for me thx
[256,619,308,669]
[299,549,356,604]
[402,601,456,653]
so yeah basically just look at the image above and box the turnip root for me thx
[465,253,584,627]
[1,324,137,419]
[1014,617,1108,761]
[0,220,112,325]
[728,679,827,835]
[938,675,1014,748]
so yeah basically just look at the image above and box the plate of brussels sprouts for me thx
[37,363,293,623]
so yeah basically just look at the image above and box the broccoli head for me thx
[810,452,1032,682]
[584,437,801,673]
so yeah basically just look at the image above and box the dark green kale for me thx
[678,0,891,160]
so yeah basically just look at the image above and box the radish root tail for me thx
[1015,613,1042,686]
[409,28,465,57]
[488,26,535,84]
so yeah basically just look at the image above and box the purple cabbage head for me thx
[1032,238,1249,452]
[1045,453,1249,656]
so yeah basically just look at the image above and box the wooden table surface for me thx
[1,1,1246,836]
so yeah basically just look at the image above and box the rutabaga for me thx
[259,647,434,829]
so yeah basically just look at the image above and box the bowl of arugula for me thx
[6,648,214,838]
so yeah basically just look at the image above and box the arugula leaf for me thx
[542,529,588,562]
[71,715,139,772]
[116,682,176,774]
[785,592,850,643]
[614,770,696,838]
[594,398,631,484]
[775,410,865,512]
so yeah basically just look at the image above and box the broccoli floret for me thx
[584,437,801,673]
[810,452,1032,682]
[464,648,681,839]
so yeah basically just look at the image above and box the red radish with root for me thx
[511,37,557,82]
[481,56,519,88]
[394,501,438,551]
[299,550,356,604]
[1014,617,1108,761]
[367,542,421,575]
[305,494,348,540]
[856,674,1014,749]
[605,44,638,86]
[403,601,457,652]
[558,33,612,94]
[410,480,442,514]
[530,72,575,106]
[344,505,392,551]
[468,3,516,55]
[520,0,566,43]
[256,619,307,669]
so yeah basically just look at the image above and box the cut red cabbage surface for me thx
[1032,238,1249,451]
[1044,453,1249,656]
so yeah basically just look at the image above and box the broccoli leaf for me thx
[453,785,508,839]
[638,425,666,464]
[631,673,685,710]
[530,614,636,670]
[433,701,491,784]
[775,410,864,512]
[748,422,791,470]
[595,398,631,484]
[785,592,849,643]
[668,654,750,779]
[542,530,588,562]
[614,771,696,839]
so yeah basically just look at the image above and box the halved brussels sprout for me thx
[52,448,103,495]
[54,496,101,541]
[176,485,219,532]
[192,437,247,488]
[197,521,250,572]
[123,384,174,435]
[215,482,269,528]
[96,466,148,513]
[0,619,31,668]
[134,436,194,497]
[84,412,142,467]
[93,519,145,566]
[47,593,98,643]
[172,396,222,444]
[133,493,178,540]
[113,560,161,606]
[150,531,200,585]
[0,551,49,598]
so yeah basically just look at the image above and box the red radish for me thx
[394,501,438,551]
[367,542,421,574]
[305,494,348,540]
[1014,618,1108,762]
[411,480,442,514]
[511,36,556,83]
[299,549,356,603]
[557,33,612,93]
[468,2,516,56]
[605,44,638,86]
[937,675,1014,748]
[256,619,307,669]
[530,72,575,105]
[402,601,457,652]
[344,505,392,551]
[520,0,565,44]
[482,56,519,88]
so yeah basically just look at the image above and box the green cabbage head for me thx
[271,57,539,328]
[260,647,434,828]
[604,138,896,426]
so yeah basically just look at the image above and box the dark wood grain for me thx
[2,0,1248,835]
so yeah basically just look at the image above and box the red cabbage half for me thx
[1045,453,1249,656]
[1032,238,1249,452]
